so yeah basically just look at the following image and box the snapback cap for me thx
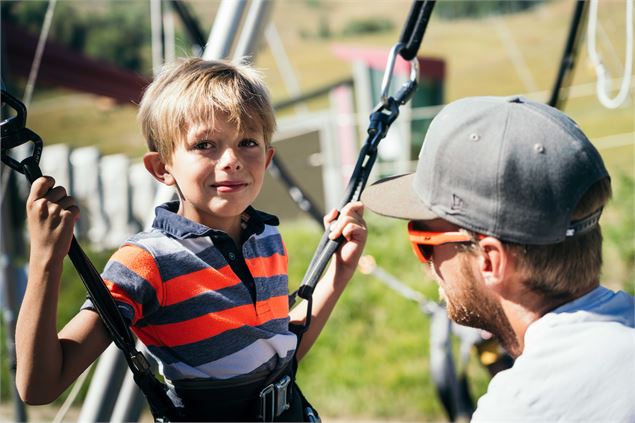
[361,96,609,245]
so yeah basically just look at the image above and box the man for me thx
[362,96,635,421]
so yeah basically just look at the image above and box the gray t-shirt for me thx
[472,286,635,422]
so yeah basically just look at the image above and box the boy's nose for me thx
[219,147,241,169]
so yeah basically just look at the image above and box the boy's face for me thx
[164,113,273,229]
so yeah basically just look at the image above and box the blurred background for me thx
[1,0,633,421]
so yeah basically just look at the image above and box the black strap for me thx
[548,0,588,109]
[399,1,436,61]
[296,0,435,305]
[1,89,177,422]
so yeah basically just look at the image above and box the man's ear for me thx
[143,152,175,186]
[265,146,275,168]
[478,237,507,291]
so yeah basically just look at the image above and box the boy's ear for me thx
[143,152,175,186]
[265,146,275,168]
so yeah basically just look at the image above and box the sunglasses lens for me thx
[417,244,433,262]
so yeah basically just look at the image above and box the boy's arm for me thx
[290,201,366,360]
[15,176,111,404]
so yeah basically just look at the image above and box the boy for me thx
[16,58,367,421]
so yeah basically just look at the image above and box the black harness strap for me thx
[295,1,436,327]
[1,89,178,422]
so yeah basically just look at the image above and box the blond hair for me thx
[138,58,276,161]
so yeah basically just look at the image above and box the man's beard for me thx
[442,256,521,357]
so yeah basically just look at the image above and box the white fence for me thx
[39,145,161,251]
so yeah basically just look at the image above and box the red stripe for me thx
[137,295,289,347]
[107,245,163,323]
[104,278,143,323]
[163,266,240,306]
[245,253,287,279]
[112,245,163,298]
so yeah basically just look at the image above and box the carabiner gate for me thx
[379,42,420,104]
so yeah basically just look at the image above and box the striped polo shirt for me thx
[83,202,297,382]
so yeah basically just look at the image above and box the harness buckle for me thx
[259,383,275,422]
[258,375,292,422]
[275,376,291,415]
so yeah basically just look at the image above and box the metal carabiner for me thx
[1,90,44,181]
[0,90,43,182]
[379,42,420,104]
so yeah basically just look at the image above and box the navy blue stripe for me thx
[243,233,285,259]
[102,261,161,317]
[254,275,289,299]
[138,284,253,326]
[81,298,135,326]
[147,318,292,366]
[154,249,227,282]
[137,274,288,328]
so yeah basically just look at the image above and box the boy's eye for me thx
[239,138,259,148]
[194,141,214,150]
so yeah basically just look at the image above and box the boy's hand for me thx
[325,201,367,285]
[26,176,80,263]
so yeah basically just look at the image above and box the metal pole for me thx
[150,0,164,76]
[77,344,128,422]
[202,0,247,60]
[232,0,273,62]
[110,343,148,423]
[0,172,28,422]
[265,23,309,114]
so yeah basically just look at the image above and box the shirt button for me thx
[228,252,236,261]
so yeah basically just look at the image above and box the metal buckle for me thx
[259,383,275,422]
[275,376,291,415]
[258,375,292,422]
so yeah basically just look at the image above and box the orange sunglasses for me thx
[407,221,475,263]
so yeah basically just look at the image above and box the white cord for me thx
[23,0,58,108]
[52,363,93,423]
[587,0,633,109]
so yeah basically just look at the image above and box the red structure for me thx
[3,20,150,104]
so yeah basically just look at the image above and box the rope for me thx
[23,0,57,108]
[53,363,94,423]
[587,0,633,109]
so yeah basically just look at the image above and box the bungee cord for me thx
[23,0,57,108]
[587,0,633,109]
[296,1,435,308]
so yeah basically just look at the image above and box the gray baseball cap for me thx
[361,96,609,244]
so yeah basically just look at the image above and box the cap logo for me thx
[451,194,464,211]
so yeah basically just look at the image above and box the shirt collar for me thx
[152,201,279,240]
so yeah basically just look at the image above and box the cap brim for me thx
[361,173,439,220]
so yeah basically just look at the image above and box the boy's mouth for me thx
[212,181,248,192]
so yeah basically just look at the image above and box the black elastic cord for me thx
[399,0,436,61]
[548,0,588,109]
[168,0,207,50]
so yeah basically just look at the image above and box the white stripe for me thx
[134,231,213,256]
[179,237,215,255]
[162,334,297,380]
